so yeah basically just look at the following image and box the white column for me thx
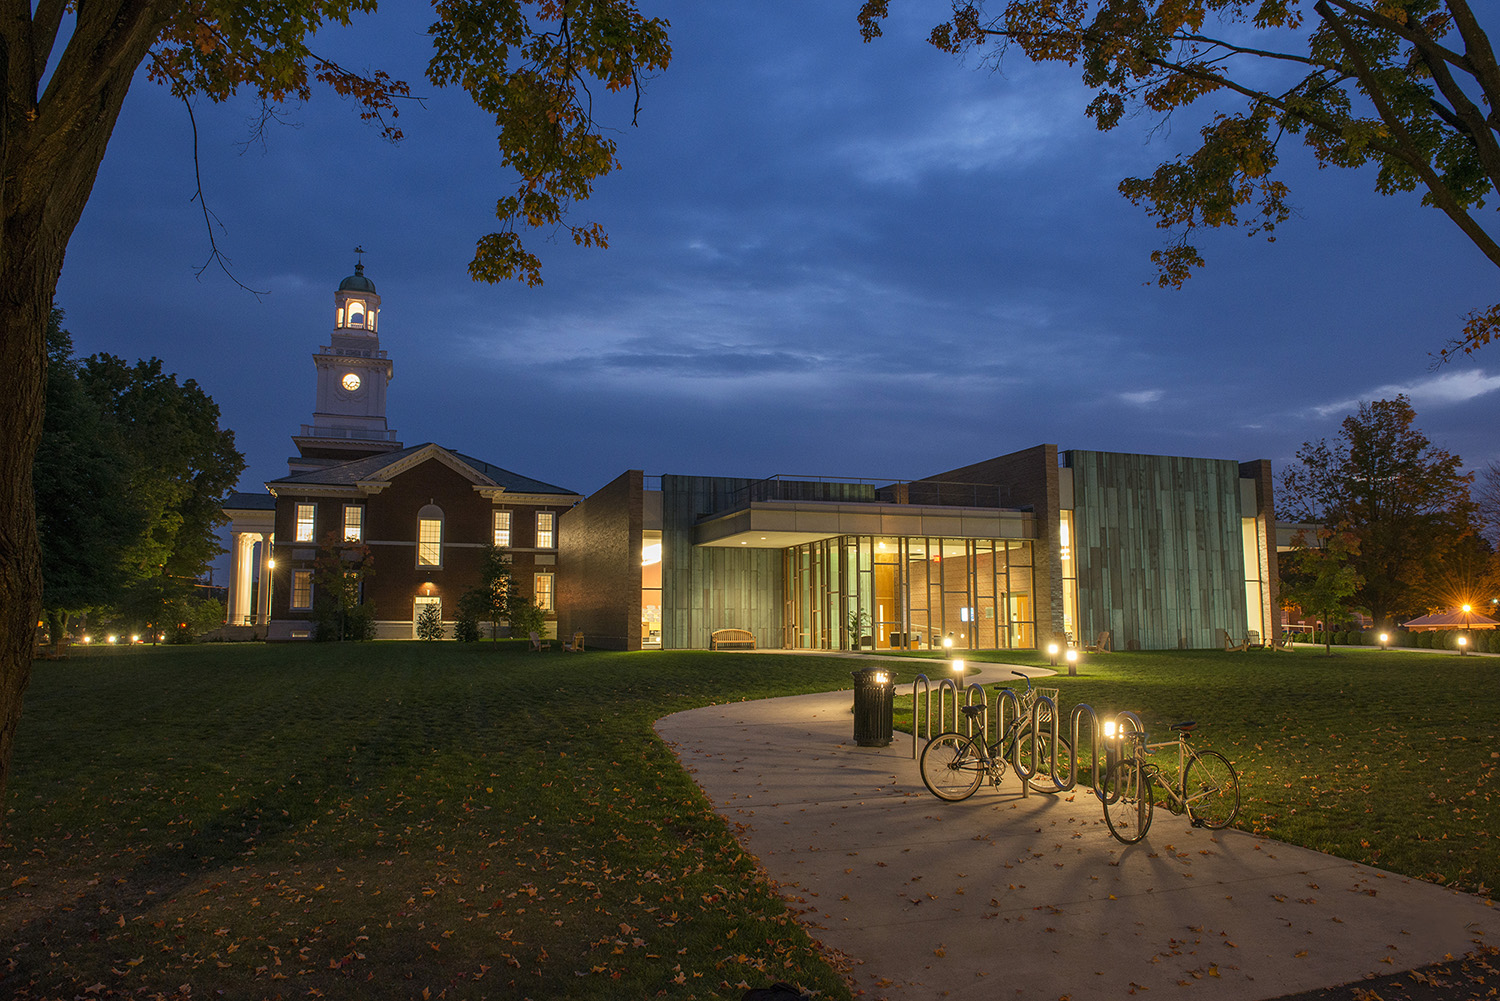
[255,533,274,625]
[229,533,255,626]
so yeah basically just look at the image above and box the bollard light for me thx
[1459,635,1469,656]
[1047,642,1059,667]
[107,634,117,645]
[1065,648,1079,676]
[951,659,966,686]
[943,634,954,652]
[1379,632,1389,650]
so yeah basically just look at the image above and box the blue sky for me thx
[54,3,1500,518]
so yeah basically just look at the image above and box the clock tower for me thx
[289,255,404,473]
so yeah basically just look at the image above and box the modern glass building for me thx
[556,446,1279,652]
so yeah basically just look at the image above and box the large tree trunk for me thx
[1,1,172,827]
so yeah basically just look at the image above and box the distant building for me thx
[224,262,578,639]
[559,451,1279,652]
[225,263,1280,651]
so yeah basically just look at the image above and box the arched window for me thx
[417,504,444,567]
[347,300,366,328]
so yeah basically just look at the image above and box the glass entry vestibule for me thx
[784,536,1035,651]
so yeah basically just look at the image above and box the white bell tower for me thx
[289,250,404,473]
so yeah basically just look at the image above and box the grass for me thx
[0,644,862,1001]
[0,643,1495,1000]
[891,646,1500,896]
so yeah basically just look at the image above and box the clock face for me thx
[341,373,361,392]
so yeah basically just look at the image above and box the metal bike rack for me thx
[910,674,990,759]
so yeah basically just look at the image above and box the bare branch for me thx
[179,94,269,298]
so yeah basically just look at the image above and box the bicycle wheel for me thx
[920,732,986,802]
[1184,749,1240,829]
[1016,726,1075,793]
[1101,756,1153,843]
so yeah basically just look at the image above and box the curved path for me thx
[656,688,1495,1001]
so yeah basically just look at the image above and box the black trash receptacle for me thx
[850,667,894,747]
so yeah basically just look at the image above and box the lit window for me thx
[417,504,443,567]
[347,299,366,328]
[295,504,315,543]
[536,511,555,549]
[344,505,364,542]
[493,510,512,547]
[534,572,554,611]
[291,571,313,610]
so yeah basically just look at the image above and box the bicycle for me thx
[919,671,1074,801]
[1097,719,1241,843]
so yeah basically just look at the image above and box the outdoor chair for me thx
[528,630,550,652]
[562,631,585,652]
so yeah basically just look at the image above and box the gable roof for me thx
[267,442,577,497]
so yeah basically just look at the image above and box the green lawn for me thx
[0,644,1494,1001]
[892,646,1499,895]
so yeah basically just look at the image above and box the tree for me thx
[1279,528,1365,655]
[75,352,246,618]
[457,544,513,643]
[1279,395,1474,625]
[858,1,1500,357]
[416,602,445,642]
[34,309,141,648]
[312,532,376,641]
[508,596,547,639]
[1,4,671,817]
[1479,461,1500,547]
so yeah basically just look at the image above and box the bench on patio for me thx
[710,628,757,651]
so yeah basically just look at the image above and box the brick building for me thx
[224,262,578,640]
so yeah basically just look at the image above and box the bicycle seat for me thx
[1170,720,1197,732]
[961,704,987,719]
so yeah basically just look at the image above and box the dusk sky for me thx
[53,3,1499,544]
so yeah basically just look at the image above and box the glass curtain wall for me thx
[785,535,1035,651]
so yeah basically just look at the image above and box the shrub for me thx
[508,598,546,638]
[416,603,444,641]
[452,616,481,643]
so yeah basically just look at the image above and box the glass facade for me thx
[784,535,1035,651]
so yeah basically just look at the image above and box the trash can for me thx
[850,667,894,747]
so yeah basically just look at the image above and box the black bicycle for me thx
[919,671,1074,801]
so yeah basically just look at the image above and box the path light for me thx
[1047,642,1059,667]
[1065,648,1079,677]
[951,659,966,687]
[1379,632,1389,650]
[943,634,954,652]
[1459,635,1469,656]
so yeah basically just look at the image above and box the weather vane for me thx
[354,244,366,264]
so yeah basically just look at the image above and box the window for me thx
[295,504,315,543]
[343,505,364,542]
[291,571,313,610]
[493,509,512,547]
[534,572,554,611]
[536,511,555,549]
[417,504,444,567]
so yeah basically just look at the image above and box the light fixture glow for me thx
[1104,720,1117,739]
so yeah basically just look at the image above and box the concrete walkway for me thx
[655,689,1496,1001]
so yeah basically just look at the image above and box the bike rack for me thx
[909,674,994,758]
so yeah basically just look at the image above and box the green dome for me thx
[338,262,377,293]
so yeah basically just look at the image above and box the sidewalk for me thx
[656,690,1496,1001]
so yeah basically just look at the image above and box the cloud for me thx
[1309,369,1500,418]
[1119,389,1164,406]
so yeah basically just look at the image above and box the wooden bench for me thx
[710,628,756,651]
